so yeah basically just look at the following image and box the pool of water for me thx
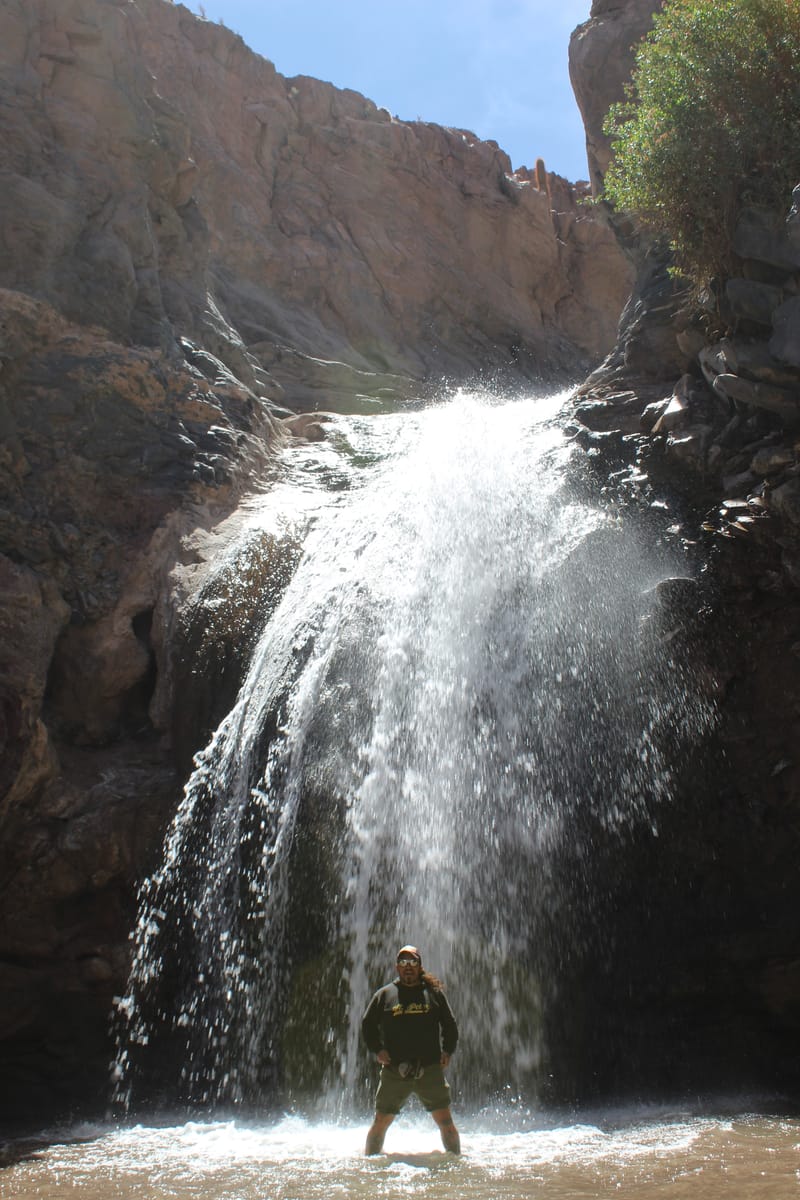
[4,1109,799,1199]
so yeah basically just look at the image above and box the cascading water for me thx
[113,389,712,1116]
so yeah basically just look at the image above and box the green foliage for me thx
[602,0,800,286]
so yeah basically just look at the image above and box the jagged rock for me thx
[676,326,707,360]
[652,395,688,434]
[698,343,731,391]
[0,555,68,828]
[641,398,670,431]
[652,374,696,434]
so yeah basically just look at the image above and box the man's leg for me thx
[431,1107,460,1154]
[365,1110,394,1155]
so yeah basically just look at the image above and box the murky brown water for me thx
[3,1111,799,1199]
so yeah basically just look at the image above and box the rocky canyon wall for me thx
[3,0,631,406]
[564,0,800,1105]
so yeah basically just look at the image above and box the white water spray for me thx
[113,390,711,1113]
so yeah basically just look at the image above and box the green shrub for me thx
[602,0,800,287]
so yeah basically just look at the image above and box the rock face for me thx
[2,0,631,407]
[569,0,664,197]
[560,0,800,1106]
[0,285,280,1123]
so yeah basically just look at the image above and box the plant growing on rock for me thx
[602,0,800,288]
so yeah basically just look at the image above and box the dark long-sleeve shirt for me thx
[361,978,459,1067]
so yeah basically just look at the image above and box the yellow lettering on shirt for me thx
[391,1002,430,1017]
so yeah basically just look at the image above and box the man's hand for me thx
[440,1053,451,1068]
[377,1050,391,1066]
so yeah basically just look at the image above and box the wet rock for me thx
[283,412,335,441]
[644,575,700,615]
[572,391,647,434]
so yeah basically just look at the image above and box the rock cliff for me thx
[569,0,664,198]
[3,0,630,402]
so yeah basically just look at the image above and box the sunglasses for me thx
[397,957,420,966]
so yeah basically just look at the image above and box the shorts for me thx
[374,1063,452,1114]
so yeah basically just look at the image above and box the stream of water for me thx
[4,1110,800,1198]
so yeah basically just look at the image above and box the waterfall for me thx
[113,389,712,1115]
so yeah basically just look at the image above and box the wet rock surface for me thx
[562,185,800,1102]
[563,0,800,1096]
[0,283,282,1125]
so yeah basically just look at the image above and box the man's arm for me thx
[361,989,385,1055]
[435,990,458,1057]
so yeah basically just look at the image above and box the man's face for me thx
[397,955,422,986]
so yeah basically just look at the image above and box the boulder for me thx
[719,337,800,387]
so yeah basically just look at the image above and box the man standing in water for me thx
[361,944,461,1155]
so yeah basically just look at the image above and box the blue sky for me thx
[187,0,593,181]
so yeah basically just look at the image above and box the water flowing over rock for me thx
[112,393,714,1114]
[4,0,800,1132]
